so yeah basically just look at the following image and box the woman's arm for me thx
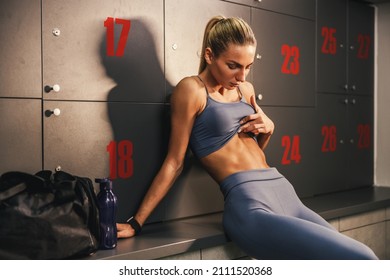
[117,77,202,238]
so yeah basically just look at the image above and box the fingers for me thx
[116,223,135,238]
[240,96,260,125]
[240,123,267,135]
[250,95,259,113]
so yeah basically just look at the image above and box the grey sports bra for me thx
[189,77,256,158]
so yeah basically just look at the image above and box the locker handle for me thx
[52,28,61,37]
[52,108,61,116]
[45,108,61,117]
[45,84,61,93]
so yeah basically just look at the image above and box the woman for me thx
[117,16,378,260]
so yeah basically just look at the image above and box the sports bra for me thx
[189,76,256,158]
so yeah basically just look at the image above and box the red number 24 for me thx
[281,135,302,165]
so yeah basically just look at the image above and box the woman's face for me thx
[208,43,256,90]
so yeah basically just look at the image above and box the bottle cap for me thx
[95,178,112,189]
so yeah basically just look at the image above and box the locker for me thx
[43,101,169,222]
[222,0,315,20]
[263,106,318,198]
[164,156,223,220]
[313,94,373,194]
[316,0,374,95]
[348,2,375,95]
[313,94,349,193]
[165,0,251,87]
[42,0,165,102]
[346,95,373,188]
[0,0,41,98]
[316,0,348,94]
[251,9,315,107]
[164,0,251,218]
[0,99,42,173]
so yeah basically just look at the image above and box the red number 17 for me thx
[104,17,131,57]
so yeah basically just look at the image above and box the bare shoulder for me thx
[171,76,204,104]
[239,81,256,100]
[174,76,203,95]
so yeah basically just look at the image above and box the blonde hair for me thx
[198,16,257,74]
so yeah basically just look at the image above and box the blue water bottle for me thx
[95,178,117,249]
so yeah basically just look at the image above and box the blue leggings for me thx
[220,168,378,260]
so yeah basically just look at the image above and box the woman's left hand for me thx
[239,95,274,136]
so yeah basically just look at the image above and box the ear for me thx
[204,47,213,65]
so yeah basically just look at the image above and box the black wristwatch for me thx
[126,216,142,235]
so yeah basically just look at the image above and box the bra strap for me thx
[197,76,209,95]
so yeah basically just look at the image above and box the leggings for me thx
[220,168,378,260]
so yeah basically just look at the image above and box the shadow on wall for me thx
[99,18,219,223]
[99,18,172,222]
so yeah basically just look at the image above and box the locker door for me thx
[0,99,42,173]
[346,96,373,188]
[165,0,251,87]
[252,9,315,107]
[0,0,41,98]
[264,107,318,198]
[316,0,348,94]
[314,94,349,194]
[348,2,374,96]
[164,0,249,218]
[221,0,315,19]
[42,0,165,102]
[43,101,169,222]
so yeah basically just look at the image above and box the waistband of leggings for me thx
[219,168,284,198]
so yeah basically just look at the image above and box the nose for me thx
[236,68,246,83]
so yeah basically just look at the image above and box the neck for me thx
[199,69,227,95]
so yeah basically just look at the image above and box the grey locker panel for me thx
[316,0,348,94]
[164,0,248,218]
[314,94,348,193]
[252,9,315,107]
[0,99,42,173]
[43,101,169,223]
[222,0,315,19]
[348,2,374,95]
[0,0,41,98]
[165,0,251,88]
[42,0,165,102]
[346,96,373,188]
[264,106,318,198]
[164,156,223,220]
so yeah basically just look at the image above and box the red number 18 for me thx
[107,140,134,179]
